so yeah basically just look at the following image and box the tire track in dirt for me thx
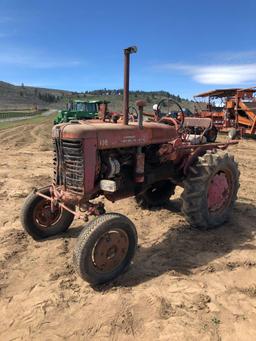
[0,121,52,151]
[0,125,29,147]
[29,124,51,150]
[0,229,29,302]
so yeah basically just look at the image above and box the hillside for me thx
[0,81,195,112]
[0,81,73,110]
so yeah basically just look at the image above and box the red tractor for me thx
[21,47,240,285]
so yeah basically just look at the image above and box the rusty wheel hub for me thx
[207,171,231,213]
[93,229,129,273]
[33,200,61,228]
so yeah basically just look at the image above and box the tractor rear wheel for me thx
[181,152,239,229]
[136,180,175,208]
[73,213,137,285]
[21,187,75,240]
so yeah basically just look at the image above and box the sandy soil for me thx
[0,121,256,341]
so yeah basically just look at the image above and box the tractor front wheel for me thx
[21,187,75,240]
[73,213,137,285]
[181,152,239,229]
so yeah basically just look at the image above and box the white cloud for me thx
[159,62,256,85]
[194,64,256,84]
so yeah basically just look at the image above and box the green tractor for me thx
[54,100,110,124]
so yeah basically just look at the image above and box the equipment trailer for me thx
[194,87,256,139]
[21,47,240,285]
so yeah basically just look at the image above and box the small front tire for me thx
[73,213,137,285]
[21,187,75,240]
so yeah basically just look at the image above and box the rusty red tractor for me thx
[21,47,240,285]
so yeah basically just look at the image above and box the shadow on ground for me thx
[115,201,256,287]
[32,200,256,289]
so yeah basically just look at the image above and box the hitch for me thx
[34,188,105,222]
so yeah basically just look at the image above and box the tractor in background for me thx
[194,87,256,139]
[54,99,111,124]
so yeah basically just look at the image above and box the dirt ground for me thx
[0,120,256,341]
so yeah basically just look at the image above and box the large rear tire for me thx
[73,213,137,285]
[181,152,239,229]
[135,180,175,208]
[21,187,75,240]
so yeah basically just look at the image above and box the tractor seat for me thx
[183,117,212,129]
[183,117,212,144]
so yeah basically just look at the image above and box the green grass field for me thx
[0,113,54,130]
[0,109,49,120]
[0,111,36,120]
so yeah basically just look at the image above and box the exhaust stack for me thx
[123,46,137,125]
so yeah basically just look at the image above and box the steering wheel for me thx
[128,105,138,122]
[157,98,185,129]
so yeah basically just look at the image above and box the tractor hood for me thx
[53,120,178,150]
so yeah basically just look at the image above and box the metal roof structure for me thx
[194,87,256,99]
[194,88,241,98]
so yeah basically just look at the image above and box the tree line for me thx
[84,89,187,102]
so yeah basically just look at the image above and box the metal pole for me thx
[123,50,130,125]
[122,46,137,125]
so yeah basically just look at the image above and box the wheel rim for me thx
[207,171,232,213]
[92,229,129,273]
[33,200,62,228]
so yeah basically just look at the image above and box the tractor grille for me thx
[53,138,84,194]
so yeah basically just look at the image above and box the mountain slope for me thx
[0,80,194,112]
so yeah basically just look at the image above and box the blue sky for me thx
[0,0,256,98]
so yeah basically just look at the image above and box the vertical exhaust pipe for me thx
[123,46,137,125]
